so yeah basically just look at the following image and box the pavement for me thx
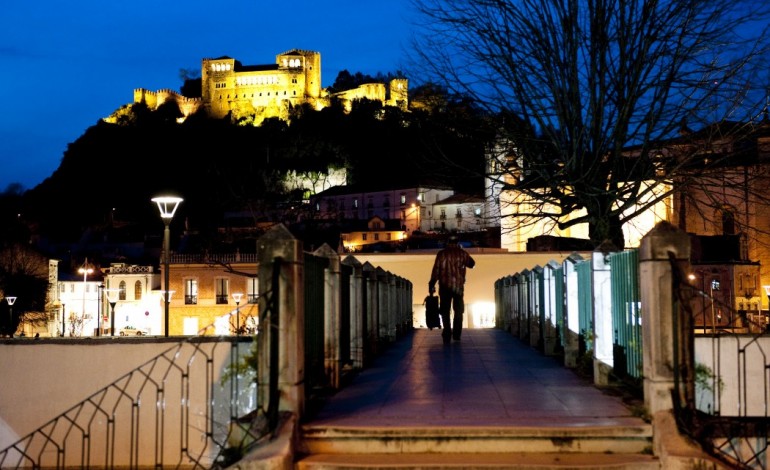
[306,327,646,429]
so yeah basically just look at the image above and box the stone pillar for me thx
[528,267,541,348]
[639,221,691,416]
[312,244,341,389]
[342,256,364,369]
[256,224,304,417]
[362,262,379,357]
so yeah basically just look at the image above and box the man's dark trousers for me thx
[439,287,464,342]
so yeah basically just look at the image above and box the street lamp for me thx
[232,292,243,335]
[104,288,119,336]
[6,296,17,337]
[61,302,66,337]
[78,259,94,336]
[152,195,183,337]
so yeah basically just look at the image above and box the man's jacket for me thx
[429,246,475,295]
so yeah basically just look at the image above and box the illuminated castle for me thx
[108,49,408,125]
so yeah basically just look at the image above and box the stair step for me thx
[295,452,660,469]
[299,425,653,455]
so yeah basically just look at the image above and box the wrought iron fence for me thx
[672,256,769,470]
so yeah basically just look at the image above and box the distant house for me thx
[309,183,493,235]
[429,194,486,232]
[339,216,406,253]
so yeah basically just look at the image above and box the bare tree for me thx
[409,0,770,248]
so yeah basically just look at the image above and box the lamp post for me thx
[61,302,66,337]
[97,284,104,336]
[105,289,119,336]
[764,285,770,331]
[79,259,94,336]
[152,195,183,337]
[232,292,243,335]
[6,296,17,337]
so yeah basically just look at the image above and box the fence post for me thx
[563,253,584,368]
[592,242,618,386]
[256,224,305,417]
[639,221,691,415]
[362,262,379,357]
[312,244,342,389]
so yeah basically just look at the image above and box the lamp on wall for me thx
[6,296,17,337]
[152,195,183,337]
[232,292,243,335]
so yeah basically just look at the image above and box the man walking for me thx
[429,235,475,344]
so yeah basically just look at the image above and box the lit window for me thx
[119,281,127,301]
[216,279,229,304]
[400,194,406,204]
[185,279,198,305]
[135,281,142,300]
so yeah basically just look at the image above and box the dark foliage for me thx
[16,89,489,263]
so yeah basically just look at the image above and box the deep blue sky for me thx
[0,1,417,192]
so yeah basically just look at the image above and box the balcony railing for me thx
[170,253,258,264]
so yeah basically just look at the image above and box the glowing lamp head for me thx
[152,196,183,220]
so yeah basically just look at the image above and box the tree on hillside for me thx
[410,0,770,248]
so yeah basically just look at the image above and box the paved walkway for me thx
[307,327,646,429]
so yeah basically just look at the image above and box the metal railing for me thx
[672,258,770,470]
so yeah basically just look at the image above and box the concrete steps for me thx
[295,423,658,469]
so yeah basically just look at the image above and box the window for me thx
[721,209,735,235]
[374,233,380,241]
[474,207,482,217]
[353,198,359,208]
[362,233,368,241]
[400,194,406,204]
[185,279,198,305]
[216,278,229,304]
[134,281,142,300]
[387,233,392,241]
[418,192,425,202]
[247,277,259,304]
[119,281,127,301]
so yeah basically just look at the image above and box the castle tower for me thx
[201,57,238,119]
[276,50,321,100]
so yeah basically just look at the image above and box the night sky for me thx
[0,1,417,191]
